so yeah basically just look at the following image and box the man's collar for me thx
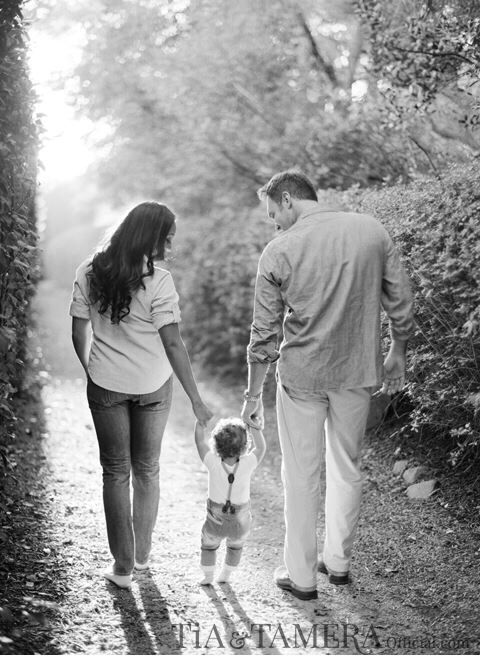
[296,205,339,223]
[274,205,340,237]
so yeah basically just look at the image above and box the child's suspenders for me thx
[221,459,240,514]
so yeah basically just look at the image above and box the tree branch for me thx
[420,0,434,17]
[392,46,477,67]
[296,10,338,87]
[407,134,441,180]
[230,82,285,136]
[346,21,364,88]
[214,145,265,185]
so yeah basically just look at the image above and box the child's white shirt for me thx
[202,451,258,504]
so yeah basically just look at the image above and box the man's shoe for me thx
[274,567,318,601]
[317,559,349,586]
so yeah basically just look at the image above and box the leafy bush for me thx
[305,110,412,189]
[0,2,39,461]
[176,163,480,473]
[341,164,480,472]
[173,208,271,380]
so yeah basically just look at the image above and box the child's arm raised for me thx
[250,425,266,465]
[194,420,210,462]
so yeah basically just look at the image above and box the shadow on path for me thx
[106,574,181,655]
[137,571,182,654]
[200,584,283,654]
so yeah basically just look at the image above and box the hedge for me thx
[175,163,480,472]
[173,207,270,378]
[0,2,39,459]
[339,164,480,471]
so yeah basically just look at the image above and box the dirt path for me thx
[2,280,478,655]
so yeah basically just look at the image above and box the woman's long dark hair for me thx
[87,201,175,324]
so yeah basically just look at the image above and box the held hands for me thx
[241,396,264,430]
[381,350,406,396]
[192,399,213,427]
[248,414,264,430]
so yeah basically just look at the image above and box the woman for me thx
[70,201,212,588]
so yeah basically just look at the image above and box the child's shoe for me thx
[217,564,236,583]
[199,565,215,585]
[134,560,149,571]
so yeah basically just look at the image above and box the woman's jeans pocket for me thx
[87,376,172,410]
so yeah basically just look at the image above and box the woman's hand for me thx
[192,399,213,426]
[159,324,214,425]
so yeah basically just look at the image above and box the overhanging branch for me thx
[215,145,265,185]
[296,10,339,87]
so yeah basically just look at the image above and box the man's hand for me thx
[241,397,264,429]
[382,349,406,396]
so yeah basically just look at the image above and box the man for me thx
[241,170,414,601]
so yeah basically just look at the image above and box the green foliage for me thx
[0,1,39,456]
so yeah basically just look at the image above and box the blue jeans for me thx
[87,376,172,575]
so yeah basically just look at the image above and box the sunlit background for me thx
[26,5,119,377]
[27,4,134,280]
[25,0,371,308]
[28,28,93,184]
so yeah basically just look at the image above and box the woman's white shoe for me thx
[103,570,132,588]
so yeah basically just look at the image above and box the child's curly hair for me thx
[210,417,249,460]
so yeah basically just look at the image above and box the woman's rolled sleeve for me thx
[151,271,182,330]
[69,269,91,320]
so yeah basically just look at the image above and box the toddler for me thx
[195,416,266,584]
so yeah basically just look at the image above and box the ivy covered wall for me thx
[0,2,39,455]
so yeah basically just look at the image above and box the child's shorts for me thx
[201,498,252,543]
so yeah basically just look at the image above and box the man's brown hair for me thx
[258,170,318,204]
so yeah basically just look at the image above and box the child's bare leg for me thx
[200,527,221,585]
[217,540,243,582]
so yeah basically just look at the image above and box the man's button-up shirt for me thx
[247,208,414,394]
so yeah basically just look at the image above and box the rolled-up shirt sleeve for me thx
[151,271,181,330]
[381,232,415,341]
[69,261,91,319]
[247,247,284,364]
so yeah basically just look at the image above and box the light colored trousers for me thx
[276,382,371,589]
[200,499,252,567]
